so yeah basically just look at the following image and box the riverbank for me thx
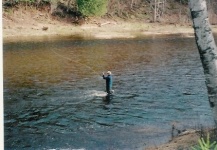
[146,129,200,150]
[2,18,196,41]
[3,8,217,43]
[146,128,217,150]
[3,18,195,42]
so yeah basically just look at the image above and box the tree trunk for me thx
[189,0,217,124]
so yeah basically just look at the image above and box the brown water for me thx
[3,35,215,150]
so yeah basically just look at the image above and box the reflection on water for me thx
[3,35,215,149]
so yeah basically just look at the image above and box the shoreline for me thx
[3,23,194,41]
[3,22,217,43]
[3,20,199,43]
[3,9,217,42]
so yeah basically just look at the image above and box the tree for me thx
[76,0,108,17]
[189,0,217,124]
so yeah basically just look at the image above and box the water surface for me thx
[3,35,215,149]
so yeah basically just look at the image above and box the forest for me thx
[3,0,217,25]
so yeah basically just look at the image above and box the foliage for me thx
[192,134,217,150]
[3,0,52,8]
[76,0,108,16]
[175,0,188,5]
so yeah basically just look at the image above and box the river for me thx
[3,35,216,150]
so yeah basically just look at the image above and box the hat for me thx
[107,71,111,75]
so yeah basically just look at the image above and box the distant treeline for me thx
[2,0,151,16]
[2,0,217,24]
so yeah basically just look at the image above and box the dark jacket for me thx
[103,75,112,92]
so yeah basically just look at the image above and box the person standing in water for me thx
[102,71,113,94]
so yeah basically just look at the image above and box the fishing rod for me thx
[51,49,101,77]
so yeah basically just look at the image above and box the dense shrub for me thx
[76,0,108,16]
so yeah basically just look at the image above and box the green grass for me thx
[192,134,217,150]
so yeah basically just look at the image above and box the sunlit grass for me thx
[192,134,217,150]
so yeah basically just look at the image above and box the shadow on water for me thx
[3,33,90,44]
[102,94,113,110]
[103,94,113,105]
[3,34,217,149]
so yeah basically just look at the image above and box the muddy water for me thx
[3,35,215,150]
